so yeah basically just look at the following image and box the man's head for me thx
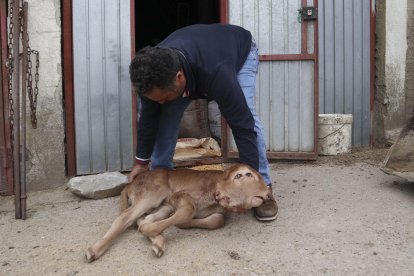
[129,46,186,104]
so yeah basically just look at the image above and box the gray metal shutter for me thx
[73,0,133,174]
[229,0,317,157]
[318,0,371,145]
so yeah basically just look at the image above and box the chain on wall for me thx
[7,0,40,219]
[7,0,40,137]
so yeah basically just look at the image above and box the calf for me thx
[86,164,270,262]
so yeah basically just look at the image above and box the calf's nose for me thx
[266,191,272,200]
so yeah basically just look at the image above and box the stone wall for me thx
[374,0,412,146]
[373,0,387,146]
[405,0,414,119]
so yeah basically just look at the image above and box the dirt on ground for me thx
[1,147,413,275]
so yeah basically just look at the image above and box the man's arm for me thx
[129,96,161,181]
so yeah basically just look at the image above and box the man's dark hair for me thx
[129,46,181,96]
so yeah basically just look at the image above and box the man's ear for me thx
[176,70,185,82]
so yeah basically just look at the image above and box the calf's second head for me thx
[215,164,271,212]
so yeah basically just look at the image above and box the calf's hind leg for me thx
[86,197,165,262]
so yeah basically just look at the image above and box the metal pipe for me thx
[0,0,13,195]
[11,0,21,219]
[20,1,28,220]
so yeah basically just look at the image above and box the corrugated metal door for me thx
[318,0,371,145]
[72,0,133,175]
[228,0,318,159]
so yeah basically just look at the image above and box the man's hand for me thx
[128,163,149,182]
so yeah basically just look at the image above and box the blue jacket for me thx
[136,24,258,170]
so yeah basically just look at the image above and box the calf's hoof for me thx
[85,248,97,263]
[152,243,165,257]
[150,235,166,258]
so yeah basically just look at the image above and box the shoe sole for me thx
[255,212,279,222]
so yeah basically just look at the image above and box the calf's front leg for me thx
[176,213,225,230]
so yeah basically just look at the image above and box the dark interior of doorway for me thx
[134,0,220,51]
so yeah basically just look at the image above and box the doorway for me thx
[133,0,225,166]
[134,0,220,51]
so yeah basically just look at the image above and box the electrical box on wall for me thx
[299,7,317,21]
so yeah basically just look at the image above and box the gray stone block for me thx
[67,172,128,199]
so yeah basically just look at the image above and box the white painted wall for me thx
[25,0,67,190]
[384,0,408,139]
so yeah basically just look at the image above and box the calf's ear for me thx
[215,191,230,206]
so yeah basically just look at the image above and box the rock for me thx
[67,172,128,199]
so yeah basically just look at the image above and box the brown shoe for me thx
[254,185,278,221]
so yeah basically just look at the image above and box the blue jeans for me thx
[150,42,272,185]
[236,42,272,185]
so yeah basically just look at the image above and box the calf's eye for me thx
[245,172,253,177]
[234,173,242,179]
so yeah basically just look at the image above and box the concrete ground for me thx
[0,148,413,275]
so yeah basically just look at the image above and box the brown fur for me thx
[85,164,270,262]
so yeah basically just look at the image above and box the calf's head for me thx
[215,164,271,212]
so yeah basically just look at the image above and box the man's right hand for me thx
[128,163,149,182]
